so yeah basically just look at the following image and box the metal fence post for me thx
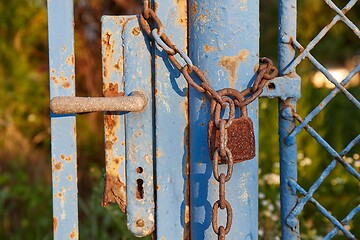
[189,1,259,238]
[48,0,78,239]
[278,0,300,238]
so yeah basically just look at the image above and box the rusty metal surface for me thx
[101,16,130,215]
[208,117,255,164]
[50,92,148,114]
[189,0,261,238]
[48,0,79,239]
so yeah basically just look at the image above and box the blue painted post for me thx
[278,0,299,238]
[48,0,78,239]
[189,1,259,239]
[154,1,189,239]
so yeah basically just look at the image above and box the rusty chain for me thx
[140,1,278,239]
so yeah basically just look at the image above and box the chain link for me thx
[140,2,278,238]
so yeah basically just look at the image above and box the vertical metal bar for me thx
[101,16,128,214]
[189,1,259,238]
[123,18,155,237]
[278,0,299,238]
[154,1,189,239]
[48,0,78,239]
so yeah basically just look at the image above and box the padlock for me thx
[207,89,255,164]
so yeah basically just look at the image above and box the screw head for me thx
[136,219,145,227]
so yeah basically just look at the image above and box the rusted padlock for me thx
[208,89,255,164]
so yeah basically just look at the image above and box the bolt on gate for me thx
[48,0,359,239]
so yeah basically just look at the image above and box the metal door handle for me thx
[50,91,147,114]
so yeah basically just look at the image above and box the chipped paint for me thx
[66,54,75,66]
[102,173,126,212]
[174,0,187,29]
[49,0,78,238]
[218,49,249,89]
[191,3,198,15]
[203,44,216,52]
[53,161,62,171]
[53,217,58,234]
[69,228,77,239]
[102,31,113,81]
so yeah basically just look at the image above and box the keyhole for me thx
[136,179,144,199]
[268,82,276,90]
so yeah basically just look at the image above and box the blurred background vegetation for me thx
[0,0,358,239]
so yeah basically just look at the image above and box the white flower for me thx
[267,203,275,212]
[300,157,312,167]
[261,199,270,206]
[346,157,354,164]
[263,173,280,185]
[354,161,360,168]
[259,192,265,199]
[353,153,359,160]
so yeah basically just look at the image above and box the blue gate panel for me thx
[154,1,189,239]
[48,0,78,239]
[189,1,259,239]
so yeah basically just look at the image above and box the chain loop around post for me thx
[139,4,278,239]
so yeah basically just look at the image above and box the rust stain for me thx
[133,128,143,138]
[199,14,207,23]
[68,175,73,181]
[102,31,113,80]
[253,63,259,72]
[62,82,71,88]
[203,44,216,52]
[156,148,161,158]
[60,154,65,160]
[175,0,187,29]
[51,76,60,85]
[113,158,120,164]
[53,217,58,234]
[103,83,124,97]
[218,49,249,89]
[114,60,122,70]
[69,228,77,239]
[54,192,62,198]
[156,184,160,191]
[132,26,141,36]
[51,69,55,73]
[102,173,126,212]
[53,162,62,171]
[71,75,75,81]
[59,76,67,82]
[191,3,198,16]
[105,140,113,149]
[66,54,75,66]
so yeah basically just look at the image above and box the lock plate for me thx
[208,116,255,164]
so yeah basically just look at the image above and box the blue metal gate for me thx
[48,0,359,239]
